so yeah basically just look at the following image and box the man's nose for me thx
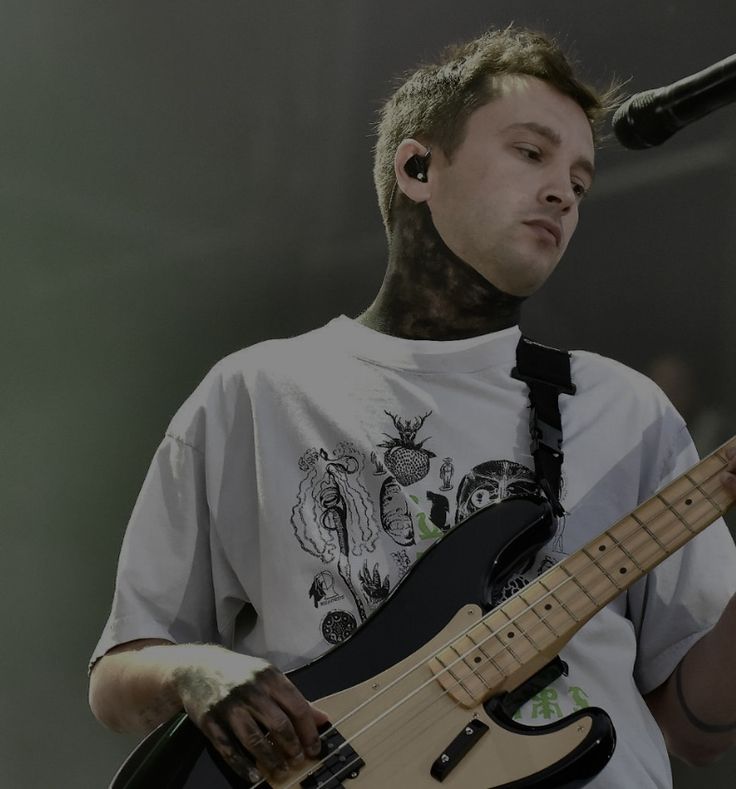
[541,177,576,211]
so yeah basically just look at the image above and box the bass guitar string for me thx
[257,457,731,789]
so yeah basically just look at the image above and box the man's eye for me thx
[517,145,542,160]
[572,182,588,199]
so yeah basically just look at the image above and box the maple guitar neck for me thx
[430,437,736,707]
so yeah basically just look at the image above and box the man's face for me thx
[425,76,595,297]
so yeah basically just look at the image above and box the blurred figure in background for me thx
[647,353,733,457]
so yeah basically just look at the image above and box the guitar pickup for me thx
[301,724,365,789]
[430,718,489,782]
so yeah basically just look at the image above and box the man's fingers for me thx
[192,664,329,780]
[227,704,290,779]
[309,703,332,729]
[199,714,263,784]
[266,672,324,758]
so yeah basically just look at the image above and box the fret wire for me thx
[486,616,525,666]
[630,512,671,555]
[466,626,508,677]
[517,591,562,637]
[537,578,580,623]
[684,473,726,519]
[582,547,624,589]
[606,529,645,571]
[655,493,698,534]
[461,633,504,679]
[449,643,491,690]
[561,558,612,606]
[497,606,543,653]
[433,651,478,699]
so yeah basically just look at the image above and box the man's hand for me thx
[89,641,329,784]
[172,647,329,783]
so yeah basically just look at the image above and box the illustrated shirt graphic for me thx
[378,410,436,485]
[392,550,411,577]
[411,494,443,541]
[455,459,540,524]
[369,450,386,475]
[426,491,450,532]
[291,443,378,622]
[321,610,358,645]
[531,687,563,720]
[439,457,455,490]
[308,571,342,608]
[379,477,415,546]
[359,561,391,604]
[514,685,591,722]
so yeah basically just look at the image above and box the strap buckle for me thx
[529,407,564,457]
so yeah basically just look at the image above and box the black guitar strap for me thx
[511,335,576,518]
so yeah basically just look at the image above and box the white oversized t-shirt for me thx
[92,317,736,788]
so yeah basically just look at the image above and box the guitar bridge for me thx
[300,725,365,789]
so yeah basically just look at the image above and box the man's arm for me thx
[646,593,736,765]
[89,640,327,782]
[645,450,736,765]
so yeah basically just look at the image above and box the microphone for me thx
[613,53,736,149]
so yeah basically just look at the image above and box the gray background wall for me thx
[2,2,735,787]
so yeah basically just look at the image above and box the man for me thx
[89,27,736,787]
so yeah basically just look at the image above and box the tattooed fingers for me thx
[173,650,328,782]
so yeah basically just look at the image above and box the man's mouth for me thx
[524,219,561,247]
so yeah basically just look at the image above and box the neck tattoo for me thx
[357,202,524,340]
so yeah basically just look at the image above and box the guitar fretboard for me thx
[430,438,735,706]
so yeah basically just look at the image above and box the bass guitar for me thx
[110,437,735,789]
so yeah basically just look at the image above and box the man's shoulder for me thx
[571,348,665,400]
[166,319,344,441]
[209,318,342,385]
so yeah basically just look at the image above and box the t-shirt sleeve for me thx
[88,433,218,674]
[628,423,736,696]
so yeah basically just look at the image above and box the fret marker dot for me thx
[598,545,606,552]
[474,656,482,664]
[544,603,552,611]
[685,498,693,506]
[619,567,627,574]
[507,632,515,639]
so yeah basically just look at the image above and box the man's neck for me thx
[356,203,524,341]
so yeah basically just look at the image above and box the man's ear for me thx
[394,139,432,204]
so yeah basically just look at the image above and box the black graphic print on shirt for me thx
[426,491,450,532]
[359,561,391,604]
[308,570,344,608]
[379,476,416,546]
[439,457,455,490]
[291,442,378,623]
[455,459,540,523]
[378,410,436,485]
[292,431,568,647]
[321,610,357,645]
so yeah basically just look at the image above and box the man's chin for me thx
[484,260,558,298]
[480,272,546,300]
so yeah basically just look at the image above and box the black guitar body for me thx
[110,497,616,789]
